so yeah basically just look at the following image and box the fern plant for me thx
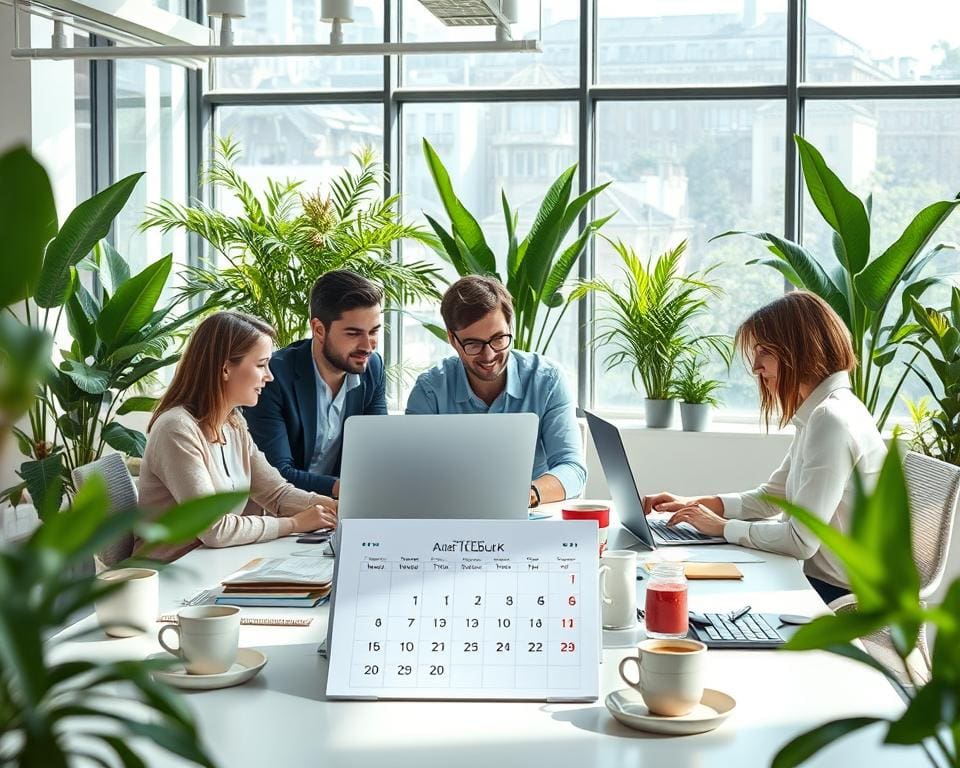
[571,239,730,400]
[673,353,725,406]
[142,137,443,347]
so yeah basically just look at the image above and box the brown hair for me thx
[310,270,384,329]
[440,275,514,332]
[149,311,276,440]
[735,291,856,428]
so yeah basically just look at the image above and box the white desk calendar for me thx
[325,519,600,701]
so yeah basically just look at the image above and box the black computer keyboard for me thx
[649,520,712,541]
[688,612,787,648]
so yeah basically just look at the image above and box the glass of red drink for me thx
[644,562,688,639]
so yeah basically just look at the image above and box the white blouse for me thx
[718,372,887,588]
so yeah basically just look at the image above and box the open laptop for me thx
[337,413,538,520]
[584,410,725,548]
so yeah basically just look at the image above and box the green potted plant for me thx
[901,289,960,465]
[767,439,960,768]
[0,155,200,507]
[143,137,443,348]
[0,143,250,767]
[421,138,615,354]
[674,353,724,432]
[571,239,729,428]
[716,134,960,428]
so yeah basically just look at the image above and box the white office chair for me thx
[71,452,139,570]
[829,450,960,685]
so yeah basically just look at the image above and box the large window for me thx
[114,61,188,283]
[594,100,785,412]
[596,0,787,85]
[400,101,580,407]
[190,0,960,419]
[215,104,384,196]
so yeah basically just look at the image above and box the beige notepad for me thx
[644,562,743,580]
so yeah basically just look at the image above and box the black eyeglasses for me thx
[452,332,513,356]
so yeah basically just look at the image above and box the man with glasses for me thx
[406,275,586,507]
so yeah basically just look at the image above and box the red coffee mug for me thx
[562,503,610,556]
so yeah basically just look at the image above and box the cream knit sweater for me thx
[137,406,329,562]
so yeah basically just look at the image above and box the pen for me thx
[728,604,751,622]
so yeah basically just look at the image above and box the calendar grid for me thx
[330,520,599,701]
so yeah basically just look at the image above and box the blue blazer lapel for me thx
[293,342,318,467]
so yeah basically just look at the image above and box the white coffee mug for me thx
[158,605,241,675]
[599,549,638,629]
[94,567,159,638]
[618,638,707,716]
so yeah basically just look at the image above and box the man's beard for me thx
[323,342,368,374]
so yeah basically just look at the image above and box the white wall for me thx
[584,422,792,498]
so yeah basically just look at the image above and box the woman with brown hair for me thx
[643,291,886,602]
[138,311,338,562]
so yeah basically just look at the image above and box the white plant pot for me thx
[680,402,712,432]
[645,399,676,429]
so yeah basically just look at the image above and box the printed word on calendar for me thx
[325,518,599,701]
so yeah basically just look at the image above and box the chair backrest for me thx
[71,452,138,567]
[904,451,960,597]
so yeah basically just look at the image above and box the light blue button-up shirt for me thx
[309,364,361,476]
[405,350,586,498]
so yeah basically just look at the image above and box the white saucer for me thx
[148,648,267,690]
[605,687,736,735]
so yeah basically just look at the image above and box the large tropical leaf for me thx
[0,315,53,423]
[541,214,615,300]
[18,453,65,520]
[101,422,147,457]
[714,230,850,325]
[795,135,870,274]
[97,255,173,348]
[0,146,57,307]
[772,718,884,768]
[421,138,496,274]
[520,166,576,298]
[35,173,144,308]
[855,197,960,311]
[60,359,110,395]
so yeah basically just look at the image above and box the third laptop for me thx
[584,410,725,549]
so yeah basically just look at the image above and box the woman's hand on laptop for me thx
[283,499,338,535]
[644,492,725,517]
[665,504,727,538]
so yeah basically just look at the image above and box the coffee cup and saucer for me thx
[149,606,267,691]
[605,638,736,735]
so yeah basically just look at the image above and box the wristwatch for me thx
[530,483,541,508]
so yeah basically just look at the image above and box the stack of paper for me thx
[216,557,335,608]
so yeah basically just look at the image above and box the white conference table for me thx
[53,502,927,768]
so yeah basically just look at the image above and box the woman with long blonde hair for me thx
[644,291,886,602]
[138,311,338,562]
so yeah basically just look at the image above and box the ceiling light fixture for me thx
[7,0,540,67]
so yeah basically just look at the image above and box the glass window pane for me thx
[115,62,189,282]
[213,0,383,90]
[803,100,960,419]
[402,0,577,87]
[806,1,960,82]
[596,1,787,85]
[594,101,786,413]
[400,101,580,407]
[214,104,383,199]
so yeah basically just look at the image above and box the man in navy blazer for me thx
[245,271,387,497]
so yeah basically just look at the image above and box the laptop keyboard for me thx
[691,612,785,647]
[649,520,712,541]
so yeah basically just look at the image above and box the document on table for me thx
[638,549,765,564]
[222,557,335,586]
